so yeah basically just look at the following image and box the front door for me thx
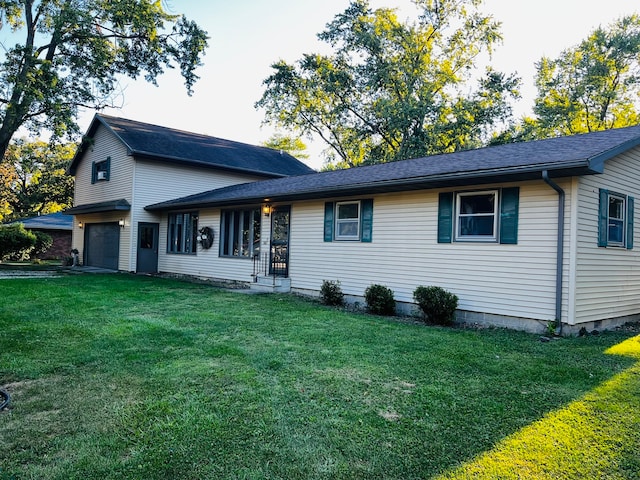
[136,222,159,273]
[269,206,290,277]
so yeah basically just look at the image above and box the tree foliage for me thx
[0,139,74,221]
[531,15,640,137]
[262,133,309,160]
[0,0,208,160]
[0,222,36,260]
[256,0,520,168]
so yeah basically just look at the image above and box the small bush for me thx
[320,279,344,306]
[364,284,396,316]
[413,286,458,325]
[0,224,37,261]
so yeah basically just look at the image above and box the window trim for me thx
[334,201,361,241]
[438,187,519,245]
[607,193,626,247]
[454,190,499,242]
[219,207,261,259]
[599,189,634,249]
[324,199,373,243]
[91,157,111,184]
[167,211,198,255]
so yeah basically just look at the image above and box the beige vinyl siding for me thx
[156,208,264,282]
[573,147,640,324]
[71,126,135,269]
[73,126,134,206]
[132,160,264,272]
[289,181,566,322]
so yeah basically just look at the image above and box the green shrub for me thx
[0,224,37,261]
[413,286,458,325]
[320,279,344,306]
[364,284,396,315]
[32,231,53,257]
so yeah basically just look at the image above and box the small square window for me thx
[335,201,360,240]
[92,157,110,183]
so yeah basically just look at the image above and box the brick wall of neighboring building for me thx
[33,229,72,260]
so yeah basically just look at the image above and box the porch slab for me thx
[250,276,291,293]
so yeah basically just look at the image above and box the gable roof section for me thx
[69,114,315,178]
[146,125,640,211]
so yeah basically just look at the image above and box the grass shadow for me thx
[436,335,640,479]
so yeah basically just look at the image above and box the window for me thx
[336,201,361,240]
[220,208,261,258]
[167,212,198,254]
[598,189,634,249]
[324,199,373,242]
[455,190,498,241]
[438,188,519,244]
[91,157,111,183]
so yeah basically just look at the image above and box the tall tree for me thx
[256,0,520,168]
[0,0,208,160]
[0,139,74,221]
[532,15,640,137]
[262,134,309,160]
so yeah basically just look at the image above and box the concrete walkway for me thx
[0,270,62,279]
[0,265,118,279]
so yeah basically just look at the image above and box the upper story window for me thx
[220,208,261,258]
[598,189,634,249]
[91,157,111,183]
[455,190,498,241]
[167,211,198,255]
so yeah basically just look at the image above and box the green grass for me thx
[0,273,638,479]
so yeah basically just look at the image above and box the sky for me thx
[67,0,640,169]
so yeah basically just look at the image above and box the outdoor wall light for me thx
[118,218,125,228]
[262,204,272,216]
[78,221,83,229]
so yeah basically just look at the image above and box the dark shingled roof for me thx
[69,114,315,178]
[146,125,640,211]
[9,212,73,230]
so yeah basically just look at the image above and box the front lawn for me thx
[0,274,638,479]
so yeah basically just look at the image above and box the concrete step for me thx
[250,276,291,293]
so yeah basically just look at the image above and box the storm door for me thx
[269,206,290,277]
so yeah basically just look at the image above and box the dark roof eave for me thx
[145,162,596,212]
[64,199,131,215]
[587,135,640,172]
